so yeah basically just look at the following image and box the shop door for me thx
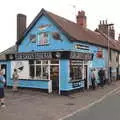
[50,65,59,92]
[84,65,88,89]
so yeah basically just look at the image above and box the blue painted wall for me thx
[14,14,109,91]
[6,60,49,89]
[18,15,73,52]
[60,59,84,91]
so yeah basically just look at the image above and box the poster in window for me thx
[11,61,29,79]
[38,32,49,45]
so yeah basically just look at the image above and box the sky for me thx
[0,0,120,52]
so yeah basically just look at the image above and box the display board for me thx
[11,61,30,79]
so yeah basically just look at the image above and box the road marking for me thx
[59,86,120,120]
[115,89,120,94]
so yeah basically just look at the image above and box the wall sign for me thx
[72,81,82,88]
[75,44,89,50]
[52,32,61,40]
[15,52,52,60]
[29,34,36,43]
[38,24,52,31]
[7,51,93,61]
[96,48,103,58]
[11,61,29,79]
[70,52,93,60]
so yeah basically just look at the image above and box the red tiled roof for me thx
[17,8,120,51]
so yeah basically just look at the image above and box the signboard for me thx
[15,52,52,60]
[7,51,93,61]
[72,81,82,88]
[11,61,29,79]
[96,48,103,58]
[70,52,93,60]
[75,44,89,50]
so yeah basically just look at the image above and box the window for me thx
[29,60,49,80]
[50,59,59,64]
[70,60,83,81]
[37,32,49,45]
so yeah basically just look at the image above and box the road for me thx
[65,89,120,120]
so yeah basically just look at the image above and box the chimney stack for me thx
[76,10,87,28]
[98,20,115,39]
[118,34,120,41]
[17,14,26,41]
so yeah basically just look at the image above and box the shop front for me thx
[7,51,93,94]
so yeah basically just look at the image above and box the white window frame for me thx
[29,60,59,80]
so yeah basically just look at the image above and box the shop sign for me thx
[96,48,103,58]
[75,44,89,50]
[70,52,93,60]
[15,52,52,60]
[72,81,82,88]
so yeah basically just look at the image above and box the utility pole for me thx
[107,23,114,84]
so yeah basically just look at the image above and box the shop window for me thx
[29,60,49,80]
[29,60,34,64]
[42,65,49,79]
[36,65,41,79]
[37,32,49,45]
[42,60,48,64]
[36,60,41,64]
[29,65,35,78]
[70,60,83,81]
[51,60,59,64]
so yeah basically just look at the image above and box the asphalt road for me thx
[65,89,120,120]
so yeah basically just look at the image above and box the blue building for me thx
[0,9,120,94]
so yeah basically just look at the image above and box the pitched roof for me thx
[0,45,17,60]
[16,8,120,51]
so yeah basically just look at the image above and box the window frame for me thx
[29,60,59,80]
[37,32,50,46]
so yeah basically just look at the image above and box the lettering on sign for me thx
[72,81,81,88]
[75,44,89,50]
[15,52,52,60]
[70,52,93,60]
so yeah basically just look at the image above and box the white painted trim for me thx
[48,60,52,93]
[59,60,61,95]
[48,80,52,93]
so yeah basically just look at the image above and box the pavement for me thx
[1,81,120,120]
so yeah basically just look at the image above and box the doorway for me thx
[50,65,59,92]
[1,64,7,86]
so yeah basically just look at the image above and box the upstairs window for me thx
[37,32,49,45]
